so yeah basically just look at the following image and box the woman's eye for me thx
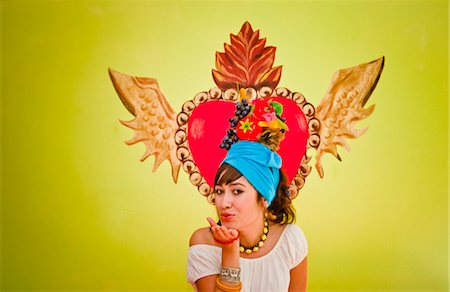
[214,189,223,195]
[233,189,243,195]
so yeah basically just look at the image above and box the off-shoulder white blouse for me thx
[187,224,308,292]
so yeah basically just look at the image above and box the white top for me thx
[186,224,308,292]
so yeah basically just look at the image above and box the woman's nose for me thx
[219,193,233,208]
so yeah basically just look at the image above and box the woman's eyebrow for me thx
[228,182,245,187]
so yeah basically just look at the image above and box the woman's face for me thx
[214,175,265,230]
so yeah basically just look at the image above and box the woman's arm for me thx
[195,274,219,291]
[191,218,241,292]
[288,256,307,292]
[195,243,240,292]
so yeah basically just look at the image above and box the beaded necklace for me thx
[239,217,269,254]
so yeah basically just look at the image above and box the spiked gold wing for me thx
[315,57,385,178]
[109,68,181,182]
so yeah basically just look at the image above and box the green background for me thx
[1,0,448,291]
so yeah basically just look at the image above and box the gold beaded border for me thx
[175,87,321,203]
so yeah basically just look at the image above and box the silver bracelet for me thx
[220,267,241,283]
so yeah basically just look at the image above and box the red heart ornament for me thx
[187,98,309,187]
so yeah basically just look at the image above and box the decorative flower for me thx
[251,98,274,120]
[262,112,277,122]
[236,117,262,141]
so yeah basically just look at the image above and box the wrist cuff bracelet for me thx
[220,267,241,283]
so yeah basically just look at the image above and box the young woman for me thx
[187,141,308,291]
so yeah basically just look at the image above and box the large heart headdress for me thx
[109,22,384,203]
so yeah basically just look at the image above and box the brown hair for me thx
[214,163,296,225]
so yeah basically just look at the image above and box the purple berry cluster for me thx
[234,99,252,120]
[220,99,251,150]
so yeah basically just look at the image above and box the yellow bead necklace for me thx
[239,217,269,254]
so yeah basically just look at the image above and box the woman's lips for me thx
[220,213,235,221]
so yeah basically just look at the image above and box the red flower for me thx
[236,116,262,141]
[251,98,274,120]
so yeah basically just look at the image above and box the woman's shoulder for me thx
[279,224,308,260]
[285,223,306,234]
[281,223,307,243]
[266,222,304,241]
[189,227,216,246]
[187,228,221,284]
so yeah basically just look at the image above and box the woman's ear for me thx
[263,200,269,209]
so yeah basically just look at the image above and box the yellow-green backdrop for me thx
[1,0,448,291]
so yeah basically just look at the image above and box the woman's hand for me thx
[207,217,239,246]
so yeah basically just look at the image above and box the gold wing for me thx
[108,68,181,182]
[315,57,385,178]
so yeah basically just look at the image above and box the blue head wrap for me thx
[221,140,282,206]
